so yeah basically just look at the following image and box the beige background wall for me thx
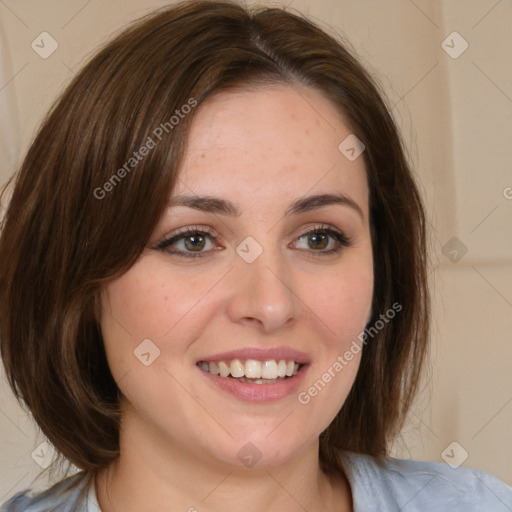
[0,0,511,501]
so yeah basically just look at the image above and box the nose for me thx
[226,246,298,333]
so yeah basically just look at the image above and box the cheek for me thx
[100,257,216,342]
[296,266,372,425]
[98,256,231,389]
[309,261,373,345]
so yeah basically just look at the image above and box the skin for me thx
[96,83,373,512]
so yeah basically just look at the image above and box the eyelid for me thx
[156,225,218,248]
[295,223,346,240]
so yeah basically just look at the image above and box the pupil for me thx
[185,234,205,251]
[309,233,327,250]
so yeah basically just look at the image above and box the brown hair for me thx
[0,0,429,480]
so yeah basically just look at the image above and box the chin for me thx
[213,423,319,470]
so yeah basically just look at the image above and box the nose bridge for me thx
[228,237,298,331]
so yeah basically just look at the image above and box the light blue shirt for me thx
[2,451,512,511]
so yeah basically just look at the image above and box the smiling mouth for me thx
[197,358,303,384]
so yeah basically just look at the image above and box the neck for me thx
[95,410,352,512]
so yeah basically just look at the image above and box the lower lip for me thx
[197,365,309,403]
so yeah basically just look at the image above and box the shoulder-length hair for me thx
[0,0,429,478]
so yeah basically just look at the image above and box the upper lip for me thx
[197,347,311,365]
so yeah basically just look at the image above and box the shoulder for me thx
[0,471,93,512]
[339,451,512,511]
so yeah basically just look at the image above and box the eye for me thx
[156,226,218,258]
[292,224,351,255]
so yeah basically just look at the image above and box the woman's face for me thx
[99,84,373,469]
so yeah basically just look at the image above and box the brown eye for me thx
[182,233,207,252]
[306,231,330,250]
[157,227,218,258]
[293,226,351,255]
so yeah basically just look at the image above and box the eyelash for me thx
[156,224,352,259]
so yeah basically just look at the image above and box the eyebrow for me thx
[167,192,364,219]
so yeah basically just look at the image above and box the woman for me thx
[0,1,511,510]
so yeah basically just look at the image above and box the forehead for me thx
[173,84,368,215]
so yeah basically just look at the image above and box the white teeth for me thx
[261,360,278,379]
[245,359,262,378]
[277,360,287,378]
[200,358,302,380]
[230,359,244,378]
[218,361,230,378]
